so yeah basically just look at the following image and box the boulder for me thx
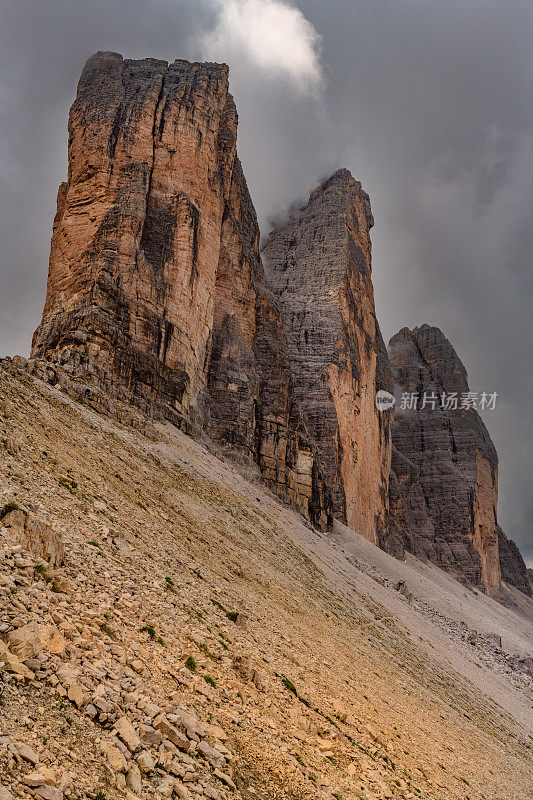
[7,621,66,661]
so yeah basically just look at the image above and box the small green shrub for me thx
[140,625,156,640]
[197,641,216,661]
[204,675,217,688]
[58,477,77,495]
[226,610,239,622]
[99,621,116,639]
[185,655,197,671]
[282,677,298,696]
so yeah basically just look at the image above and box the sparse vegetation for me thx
[58,476,77,495]
[282,677,298,696]
[99,621,116,639]
[204,674,217,688]
[185,655,197,671]
[0,500,19,519]
[140,625,156,640]
[196,641,216,660]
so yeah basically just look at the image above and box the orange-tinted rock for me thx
[32,52,233,429]
[388,325,502,594]
[262,170,393,544]
[31,52,332,529]
[2,509,64,567]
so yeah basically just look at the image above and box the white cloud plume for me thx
[200,0,323,94]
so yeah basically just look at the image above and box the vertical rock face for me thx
[32,52,232,428]
[498,528,531,596]
[388,325,502,594]
[262,170,393,544]
[31,52,332,529]
[204,157,332,528]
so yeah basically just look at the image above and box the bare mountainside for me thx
[0,360,532,800]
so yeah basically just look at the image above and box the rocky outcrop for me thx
[388,325,502,594]
[1,509,65,567]
[31,52,331,529]
[498,527,531,596]
[262,170,393,544]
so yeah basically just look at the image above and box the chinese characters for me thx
[399,391,498,411]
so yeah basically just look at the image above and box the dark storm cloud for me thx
[0,0,531,563]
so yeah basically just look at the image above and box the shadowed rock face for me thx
[27,52,529,575]
[498,528,531,596]
[262,170,393,544]
[31,52,332,529]
[388,325,502,594]
[205,157,332,527]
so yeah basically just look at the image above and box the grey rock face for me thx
[388,325,502,594]
[263,170,393,544]
[498,527,531,595]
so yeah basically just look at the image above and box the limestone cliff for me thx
[388,325,502,594]
[498,527,531,596]
[262,170,393,544]
[31,52,331,529]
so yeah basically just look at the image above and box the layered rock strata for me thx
[388,325,502,594]
[31,52,331,529]
[262,170,393,544]
[498,528,531,596]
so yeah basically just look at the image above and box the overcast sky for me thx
[1,0,532,563]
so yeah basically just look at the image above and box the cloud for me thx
[199,0,323,94]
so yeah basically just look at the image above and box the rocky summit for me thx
[1,50,532,800]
